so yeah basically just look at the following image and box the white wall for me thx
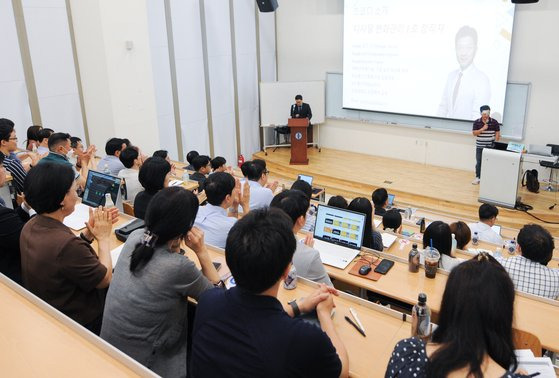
[276,0,559,172]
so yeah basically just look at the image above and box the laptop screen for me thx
[313,204,366,250]
[387,194,395,207]
[82,170,121,207]
[297,174,313,186]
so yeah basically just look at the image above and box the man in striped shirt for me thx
[471,105,500,185]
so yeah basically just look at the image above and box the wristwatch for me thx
[288,299,301,317]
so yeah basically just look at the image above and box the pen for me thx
[349,307,366,334]
[344,316,366,337]
[528,373,540,377]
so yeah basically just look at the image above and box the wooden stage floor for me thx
[254,147,559,237]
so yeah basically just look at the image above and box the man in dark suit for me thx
[290,94,313,143]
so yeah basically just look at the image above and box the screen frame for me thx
[82,170,122,208]
[313,204,367,250]
[297,174,313,186]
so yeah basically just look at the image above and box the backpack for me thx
[522,169,540,193]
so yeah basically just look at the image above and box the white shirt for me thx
[243,180,274,210]
[468,221,503,246]
[118,168,142,202]
[98,155,125,177]
[37,146,49,155]
[194,204,237,249]
[439,254,463,272]
[437,64,491,120]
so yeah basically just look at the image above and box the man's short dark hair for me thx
[192,155,211,171]
[240,161,251,177]
[119,146,139,168]
[225,208,296,294]
[270,189,310,226]
[246,161,266,181]
[479,203,498,221]
[48,133,70,150]
[38,128,53,143]
[372,188,388,208]
[383,209,402,231]
[295,94,303,100]
[480,105,491,113]
[518,224,555,265]
[105,137,125,155]
[204,172,235,206]
[290,179,312,200]
[139,157,171,194]
[327,195,348,209]
[152,150,168,159]
[122,138,131,147]
[455,25,478,46]
[69,136,82,149]
[0,120,15,142]
[24,162,75,214]
[210,156,226,171]
[186,150,199,164]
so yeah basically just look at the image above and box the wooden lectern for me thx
[288,118,309,165]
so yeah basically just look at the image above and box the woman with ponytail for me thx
[101,186,221,377]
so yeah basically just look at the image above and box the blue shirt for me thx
[191,287,342,378]
[98,155,125,176]
[244,180,274,210]
[194,204,237,249]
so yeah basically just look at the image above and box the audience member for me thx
[152,149,176,175]
[191,208,349,377]
[253,159,279,192]
[39,133,87,188]
[291,179,316,232]
[25,125,42,151]
[242,160,275,210]
[468,203,503,245]
[36,128,53,155]
[189,155,211,192]
[240,160,251,177]
[382,209,402,234]
[386,253,524,378]
[20,163,117,334]
[495,224,559,300]
[101,187,220,376]
[271,190,332,286]
[423,221,462,271]
[134,157,171,220]
[185,150,199,171]
[98,137,126,176]
[449,221,471,250]
[327,195,348,209]
[70,136,96,170]
[118,147,144,202]
[194,172,249,248]
[372,188,389,216]
[210,156,229,173]
[348,197,383,251]
[0,119,39,192]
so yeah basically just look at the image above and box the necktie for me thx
[298,106,301,113]
[452,72,463,109]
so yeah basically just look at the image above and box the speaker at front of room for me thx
[511,0,539,3]
[256,0,278,12]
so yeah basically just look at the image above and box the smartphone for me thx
[212,262,222,271]
[374,259,395,275]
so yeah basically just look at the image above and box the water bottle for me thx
[494,247,503,258]
[103,163,110,175]
[506,238,517,255]
[411,293,431,341]
[408,243,420,273]
[283,264,297,290]
[472,231,479,246]
[104,193,115,208]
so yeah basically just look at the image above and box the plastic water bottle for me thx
[104,193,115,208]
[283,264,297,290]
[408,243,420,273]
[103,163,110,175]
[411,293,431,340]
[506,238,517,255]
[472,231,479,246]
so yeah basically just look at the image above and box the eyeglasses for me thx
[264,170,270,175]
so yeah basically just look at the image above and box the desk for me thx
[0,274,156,377]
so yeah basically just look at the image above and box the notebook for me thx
[381,233,398,249]
[313,204,366,269]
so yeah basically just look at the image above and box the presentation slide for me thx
[343,0,515,121]
[314,206,366,248]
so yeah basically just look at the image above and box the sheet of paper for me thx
[63,203,90,231]
[516,357,555,378]
[110,245,124,269]
[381,233,398,249]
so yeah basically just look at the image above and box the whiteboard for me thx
[326,72,530,141]
[260,81,325,126]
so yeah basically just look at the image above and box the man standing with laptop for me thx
[472,105,500,185]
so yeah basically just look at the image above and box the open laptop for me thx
[313,204,366,269]
[82,170,123,210]
[297,174,322,195]
[387,194,395,208]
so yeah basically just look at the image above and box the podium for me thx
[288,118,309,165]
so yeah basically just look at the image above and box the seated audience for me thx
[70,136,96,170]
[189,155,211,192]
[348,197,383,251]
[191,208,349,377]
[241,160,275,210]
[36,128,53,155]
[327,195,348,209]
[382,209,402,234]
[386,253,525,378]
[19,163,117,334]
[271,190,332,286]
[423,221,463,271]
[0,119,39,193]
[98,137,126,176]
[495,224,559,300]
[468,203,503,245]
[372,188,389,216]
[449,221,471,250]
[101,187,220,377]
[39,133,87,188]
[194,172,249,249]
[210,156,229,173]
[184,150,199,171]
[253,159,279,192]
[152,149,176,175]
[134,157,171,220]
[25,125,42,151]
[240,160,251,177]
[118,147,143,202]
[291,179,316,232]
